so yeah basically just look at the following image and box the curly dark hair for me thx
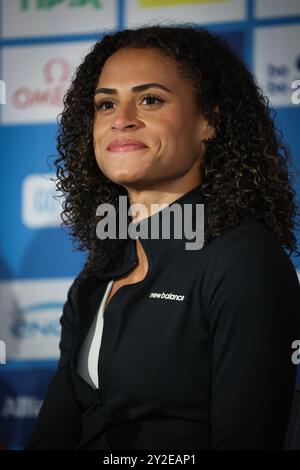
[53,23,300,279]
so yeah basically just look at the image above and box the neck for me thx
[125,179,202,224]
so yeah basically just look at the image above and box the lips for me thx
[107,139,148,152]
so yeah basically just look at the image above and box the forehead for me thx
[97,48,186,87]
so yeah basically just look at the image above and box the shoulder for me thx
[200,221,300,315]
[60,269,92,328]
[66,268,101,307]
[203,220,296,276]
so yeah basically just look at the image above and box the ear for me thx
[201,105,219,144]
[203,123,215,142]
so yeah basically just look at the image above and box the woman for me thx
[26,24,300,450]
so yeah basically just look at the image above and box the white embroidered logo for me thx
[149,292,185,301]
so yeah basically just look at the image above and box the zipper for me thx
[97,259,139,413]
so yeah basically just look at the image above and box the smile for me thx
[108,144,148,153]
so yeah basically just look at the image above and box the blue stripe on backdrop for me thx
[275,106,300,271]
[0,124,87,279]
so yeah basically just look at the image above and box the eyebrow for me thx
[94,82,173,96]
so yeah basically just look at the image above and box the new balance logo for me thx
[149,292,185,301]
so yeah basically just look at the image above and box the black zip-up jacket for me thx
[26,184,300,450]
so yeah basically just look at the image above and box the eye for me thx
[141,93,164,106]
[94,100,114,111]
[94,93,164,112]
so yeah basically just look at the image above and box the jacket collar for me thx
[98,183,206,280]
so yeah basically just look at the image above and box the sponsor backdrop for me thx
[0,0,299,450]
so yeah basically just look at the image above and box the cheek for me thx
[163,114,192,148]
[161,112,181,131]
[93,125,105,151]
[92,122,97,142]
[150,116,179,146]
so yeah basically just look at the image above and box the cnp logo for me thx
[11,302,62,339]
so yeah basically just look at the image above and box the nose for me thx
[111,101,141,131]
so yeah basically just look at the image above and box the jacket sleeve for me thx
[25,275,83,450]
[202,223,300,449]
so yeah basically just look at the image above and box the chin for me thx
[107,172,144,186]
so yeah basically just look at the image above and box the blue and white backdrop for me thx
[0,0,300,450]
